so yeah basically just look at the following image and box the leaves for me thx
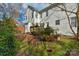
[0,17,16,56]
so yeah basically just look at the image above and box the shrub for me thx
[31,25,56,41]
[0,17,17,55]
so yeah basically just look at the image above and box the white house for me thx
[26,3,77,36]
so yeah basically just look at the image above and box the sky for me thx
[23,3,48,11]
[0,3,49,22]
[17,3,49,22]
[26,3,49,11]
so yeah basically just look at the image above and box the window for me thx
[47,22,49,27]
[40,13,42,18]
[46,10,48,16]
[32,11,34,18]
[35,12,38,18]
[56,20,60,25]
[71,17,77,27]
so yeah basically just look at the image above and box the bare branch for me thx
[63,4,77,37]
[50,3,76,14]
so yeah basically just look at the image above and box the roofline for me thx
[27,5,39,12]
[39,3,63,13]
[27,3,63,14]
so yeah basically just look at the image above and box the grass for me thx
[16,36,79,56]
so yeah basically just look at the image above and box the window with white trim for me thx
[71,17,77,27]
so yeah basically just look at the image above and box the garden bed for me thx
[16,35,79,56]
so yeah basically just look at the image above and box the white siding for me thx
[26,4,77,36]
[41,4,77,36]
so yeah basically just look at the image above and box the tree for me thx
[76,3,79,40]
[49,3,77,39]
[60,3,79,40]
[62,4,77,37]
[0,17,16,55]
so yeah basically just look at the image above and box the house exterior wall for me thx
[26,4,77,36]
[26,8,41,33]
[41,4,77,36]
[25,23,32,33]
[26,8,33,23]
[33,11,41,25]
[26,8,41,25]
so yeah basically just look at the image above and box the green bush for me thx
[0,17,17,56]
[44,26,54,35]
[31,25,55,41]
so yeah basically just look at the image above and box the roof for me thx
[28,4,49,11]
[27,3,62,13]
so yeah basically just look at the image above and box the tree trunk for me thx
[76,4,79,40]
[63,4,77,37]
